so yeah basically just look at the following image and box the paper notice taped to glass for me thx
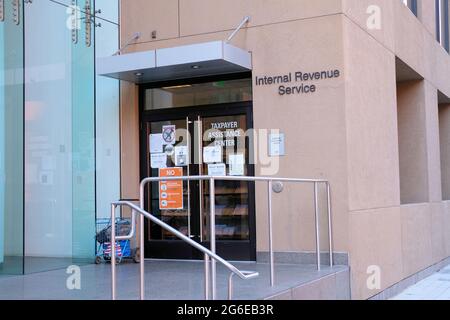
[159,167,183,210]
[229,153,245,176]
[174,146,189,166]
[203,145,222,164]
[208,163,226,176]
[150,134,165,154]
[151,153,167,169]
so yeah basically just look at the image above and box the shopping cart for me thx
[95,217,140,264]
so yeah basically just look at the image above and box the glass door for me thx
[142,103,256,261]
[143,117,197,259]
[200,114,251,245]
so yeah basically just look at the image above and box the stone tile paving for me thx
[393,265,450,300]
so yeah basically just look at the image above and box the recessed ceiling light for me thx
[135,72,143,77]
[191,65,201,70]
[162,85,192,90]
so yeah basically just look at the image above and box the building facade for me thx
[2,0,450,300]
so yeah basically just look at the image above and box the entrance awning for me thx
[97,41,252,84]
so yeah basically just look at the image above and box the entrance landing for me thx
[0,260,349,300]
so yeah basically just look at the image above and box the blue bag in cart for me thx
[95,218,140,264]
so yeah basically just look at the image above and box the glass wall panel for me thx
[0,0,24,275]
[24,0,97,272]
[96,0,118,24]
[71,0,96,262]
[1,0,119,274]
[95,1,119,219]
[24,0,74,273]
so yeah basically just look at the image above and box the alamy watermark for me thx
[367,5,382,30]
[165,127,282,176]
[366,265,382,290]
[66,265,81,290]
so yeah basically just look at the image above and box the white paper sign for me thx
[149,134,164,154]
[150,153,167,169]
[208,163,226,176]
[174,146,189,167]
[268,133,286,157]
[228,154,245,176]
[203,146,222,164]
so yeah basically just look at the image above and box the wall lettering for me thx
[255,69,341,96]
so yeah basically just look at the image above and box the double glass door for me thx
[141,103,255,261]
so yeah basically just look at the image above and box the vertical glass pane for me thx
[0,0,24,275]
[411,0,418,16]
[95,0,118,23]
[437,0,442,42]
[24,0,73,273]
[202,115,250,241]
[24,0,97,272]
[444,0,450,52]
[72,0,95,261]
[95,1,119,220]
[24,0,80,273]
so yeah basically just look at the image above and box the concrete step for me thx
[0,259,350,300]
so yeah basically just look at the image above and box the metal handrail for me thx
[110,200,259,300]
[138,175,334,300]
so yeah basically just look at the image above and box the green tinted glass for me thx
[0,0,24,275]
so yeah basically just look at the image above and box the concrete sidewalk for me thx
[393,265,450,300]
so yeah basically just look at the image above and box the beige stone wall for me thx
[397,80,429,204]
[119,0,450,299]
[248,15,347,253]
[343,0,450,96]
[120,81,139,200]
[342,0,450,299]
[119,0,349,255]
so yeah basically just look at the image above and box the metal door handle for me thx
[186,117,191,238]
[197,116,204,242]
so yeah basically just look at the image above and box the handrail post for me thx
[139,183,145,300]
[110,200,260,300]
[267,180,274,287]
[326,182,333,267]
[204,254,210,300]
[314,182,321,271]
[209,178,217,300]
[111,204,117,300]
[228,273,235,300]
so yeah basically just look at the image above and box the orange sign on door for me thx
[159,167,183,210]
